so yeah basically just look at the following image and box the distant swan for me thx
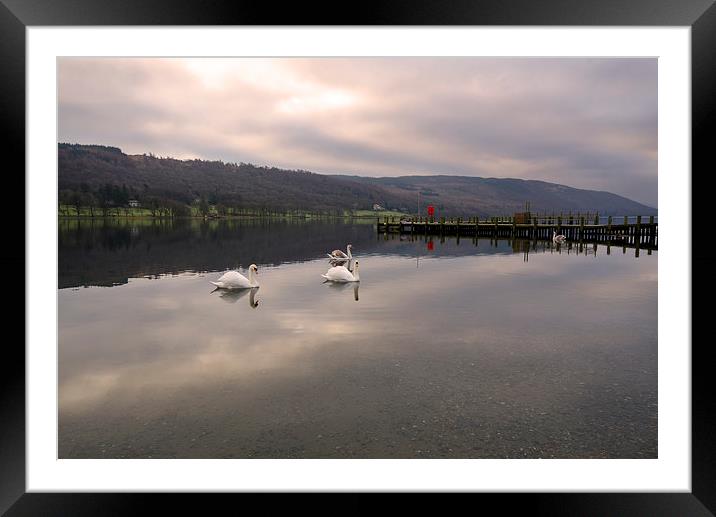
[210,264,259,289]
[322,260,360,283]
[327,244,352,260]
[553,230,567,243]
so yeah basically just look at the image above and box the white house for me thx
[373,204,385,211]
[128,199,140,208]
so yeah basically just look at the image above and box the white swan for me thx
[327,244,352,260]
[210,264,259,289]
[321,260,360,283]
[553,230,567,243]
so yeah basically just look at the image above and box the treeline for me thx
[59,183,191,217]
[58,218,378,288]
[58,143,407,216]
[58,182,359,219]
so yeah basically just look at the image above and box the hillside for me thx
[58,144,656,217]
[344,175,657,216]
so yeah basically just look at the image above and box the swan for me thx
[328,256,356,272]
[327,244,352,260]
[210,264,259,289]
[328,257,348,267]
[321,260,360,283]
[553,230,567,243]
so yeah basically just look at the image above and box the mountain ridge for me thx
[58,143,657,217]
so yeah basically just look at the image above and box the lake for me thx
[58,218,657,458]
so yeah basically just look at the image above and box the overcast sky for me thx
[58,57,657,207]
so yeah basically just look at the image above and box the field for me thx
[350,209,409,218]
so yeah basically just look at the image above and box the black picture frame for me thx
[2,0,713,513]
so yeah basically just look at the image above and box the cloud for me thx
[58,57,657,206]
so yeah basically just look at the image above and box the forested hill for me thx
[341,175,657,217]
[58,143,656,216]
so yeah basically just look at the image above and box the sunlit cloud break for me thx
[58,57,657,206]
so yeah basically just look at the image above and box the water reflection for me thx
[324,281,360,301]
[58,218,376,288]
[59,218,653,289]
[58,219,657,459]
[212,286,260,308]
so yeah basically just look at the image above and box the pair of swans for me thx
[553,230,567,244]
[324,243,359,282]
[327,244,355,268]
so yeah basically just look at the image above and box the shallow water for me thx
[58,218,657,458]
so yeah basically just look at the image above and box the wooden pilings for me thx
[377,218,657,250]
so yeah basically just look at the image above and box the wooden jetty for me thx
[376,214,657,249]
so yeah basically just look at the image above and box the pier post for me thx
[636,215,642,245]
[649,215,656,245]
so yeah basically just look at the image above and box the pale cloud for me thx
[58,57,657,206]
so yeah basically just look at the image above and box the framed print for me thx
[3,0,714,513]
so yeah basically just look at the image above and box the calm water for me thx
[58,218,657,458]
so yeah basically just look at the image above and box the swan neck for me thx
[249,268,259,286]
[352,268,359,281]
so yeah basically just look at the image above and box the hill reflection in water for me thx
[59,217,649,289]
